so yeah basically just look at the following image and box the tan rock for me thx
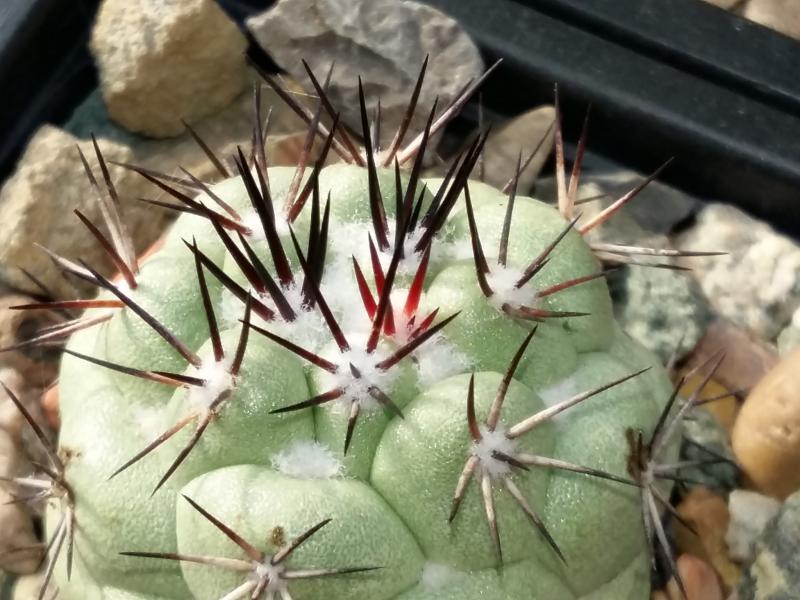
[91,0,248,137]
[732,348,800,499]
[0,429,41,574]
[0,126,173,300]
[67,74,309,185]
[475,106,555,194]
[745,0,800,40]
[41,382,59,431]
[0,78,310,306]
[678,372,740,435]
[684,319,779,397]
[131,81,310,180]
[264,132,329,167]
[657,555,724,600]
[220,128,349,171]
[701,0,743,10]
[674,487,741,589]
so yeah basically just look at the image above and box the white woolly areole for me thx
[219,288,248,330]
[219,283,330,355]
[240,165,292,239]
[641,464,656,490]
[252,561,286,592]
[318,342,398,414]
[397,226,428,277]
[485,267,535,310]
[538,374,580,412]
[115,280,133,296]
[318,219,386,336]
[324,216,428,283]
[413,333,472,387]
[271,440,343,479]
[186,358,234,412]
[239,207,292,244]
[241,211,268,242]
[268,283,330,353]
[215,213,456,356]
[420,562,464,591]
[447,237,475,263]
[324,216,418,269]
[326,219,375,270]
[315,255,374,337]
[275,207,291,237]
[472,425,518,478]
[384,287,415,344]
[136,406,167,440]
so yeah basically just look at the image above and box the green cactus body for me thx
[49,160,677,600]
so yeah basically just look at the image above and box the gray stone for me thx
[776,307,800,356]
[681,409,740,494]
[738,490,800,599]
[688,318,779,398]
[64,89,139,146]
[535,165,700,245]
[727,490,782,564]
[247,0,483,147]
[674,203,800,341]
[536,166,712,361]
[581,168,699,237]
[610,264,713,363]
[91,0,248,137]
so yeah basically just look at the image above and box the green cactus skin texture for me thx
[37,149,683,600]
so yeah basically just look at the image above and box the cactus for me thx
[1,60,720,600]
